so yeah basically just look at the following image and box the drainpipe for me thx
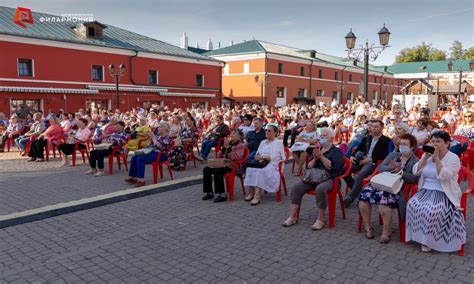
[264,51,268,106]
[309,60,313,102]
[219,63,223,107]
[130,50,139,85]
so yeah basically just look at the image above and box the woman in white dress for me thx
[290,121,319,176]
[405,131,466,253]
[244,125,285,205]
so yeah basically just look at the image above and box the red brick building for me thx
[204,40,408,106]
[0,6,223,117]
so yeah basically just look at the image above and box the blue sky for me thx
[4,0,473,65]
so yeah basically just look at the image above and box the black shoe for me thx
[214,195,228,203]
[343,197,352,207]
[202,193,214,200]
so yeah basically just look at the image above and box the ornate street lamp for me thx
[108,64,126,109]
[255,74,270,106]
[345,25,391,102]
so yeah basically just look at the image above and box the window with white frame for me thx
[18,59,33,76]
[298,88,307,97]
[92,65,104,81]
[276,87,285,98]
[196,74,204,87]
[243,63,250,74]
[148,70,158,85]
[316,90,324,97]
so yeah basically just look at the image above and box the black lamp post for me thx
[254,74,269,106]
[108,64,126,110]
[345,25,391,102]
[448,59,474,110]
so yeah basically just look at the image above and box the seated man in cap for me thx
[238,114,255,136]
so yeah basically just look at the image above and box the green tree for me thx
[395,42,446,63]
[450,40,466,59]
[463,47,474,59]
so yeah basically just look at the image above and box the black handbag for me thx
[245,160,269,169]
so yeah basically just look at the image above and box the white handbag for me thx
[370,170,403,194]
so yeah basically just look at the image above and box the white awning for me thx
[87,85,168,93]
[0,86,98,94]
[160,92,215,98]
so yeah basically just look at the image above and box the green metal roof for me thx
[203,40,265,56]
[204,39,389,73]
[187,46,209,54]
[388,60,472,74]
[0,6,220,62]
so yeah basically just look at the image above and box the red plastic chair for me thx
[184,141,198,169]
[108,146,129,175]
[45,136,65,161]
[296,157,352,228]
[457,166,473,256]
[195,128,202,155]
[214,137,225,158]
[225,147,249,201]
[71,141,90,167]
[277,147,291,202]
[152,141,175,183]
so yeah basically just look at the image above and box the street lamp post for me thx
[448,59,474,110]
[254,74,269,106]
[108,64,126,110]
[344,25,391,102]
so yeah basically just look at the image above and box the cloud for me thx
[275,20,294,27]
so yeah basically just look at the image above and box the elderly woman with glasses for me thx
[124,122,173,187]
[244,125,285,205]
[282,128,345,230]
[454,111,473,140]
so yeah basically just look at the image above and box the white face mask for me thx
[399,145,411,155]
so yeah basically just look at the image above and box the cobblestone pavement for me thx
[0,151,473,282]
[0,150,204,215]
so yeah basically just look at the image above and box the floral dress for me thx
[169,127,198,170]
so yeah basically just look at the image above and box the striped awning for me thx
[87,85,168,93]
[0,86,98,94]
[160,92,215,98]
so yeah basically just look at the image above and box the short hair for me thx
[266,125,278,133]
[216,115,224,121]
[253,117,263,123]
[431,131,451,143]
[369,119,384,127]
[319,127,336,139]
[417,117,429,126]
[116,121,125,128]
[79,118,88,125]
[396,122,410,133]
[231,128,244,142]
[159,121,170,131]
[399,133,417,148]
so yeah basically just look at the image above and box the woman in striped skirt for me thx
[406,131,466,253]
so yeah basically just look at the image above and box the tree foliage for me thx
[395,42,446,63]
[395,41,473,63]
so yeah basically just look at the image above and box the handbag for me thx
[207,158,231,168]
[134,147,153,156]
[245,160,269,169]
[302,167,330,186]
[370,170,403,194]
[95,142,114,151]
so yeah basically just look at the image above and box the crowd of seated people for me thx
[3,99,474,254]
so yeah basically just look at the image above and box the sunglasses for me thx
[265,129,273,132]
[466,115,472,118]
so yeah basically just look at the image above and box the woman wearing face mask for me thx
[282,128,345,230]
[359,133,420,243]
